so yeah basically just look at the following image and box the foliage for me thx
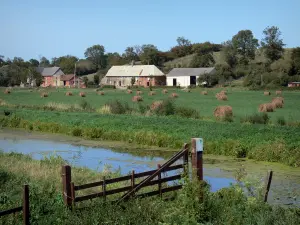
[84,44,106,69]
[170,37,192,57]
[93,74,100,85]
[175,106,200,119]
[152,99,175,116]
[82,76,88,86]
[190,53,215,67]
[261,26,285,62]
[232,30,259,65]
[240,113,270,124]
[276,116,286,126]
[105,100,130,114]
[39,56,50,67]
[221,40,238,68]
[52,55,78,74]
[291,47,300,75]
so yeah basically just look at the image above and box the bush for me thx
[175,107,200,119]
[101,85,116,89]
[138,103,147,114]
[277,116,286,126]
[106,100,130,114]
[152,99,175,116]
[79,100,93,111]
[241,113,269,124]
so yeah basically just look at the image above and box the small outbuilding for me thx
[166,67,216,87]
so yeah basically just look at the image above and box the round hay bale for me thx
[214,106,233,119]
[127,90,133,94]
[216,93,227,101]
[170,93,178,98]
[201,91,208,95]
[150,101,163,111]
[4,89,11,94]
[220,90,227,95]
[271,97,284,108]
[264,91,271,96]
[272,97,284,104]
[162,89,168,94]
[183,89,191,92]
[65,92,73,96]
[275,90,282,95]
[148,91,156,96]
[259,103,274,112]
[98,91,105,96]
[40,92,48,98]
[79,92,86,97]
[136,90,143,95]
[132,95,143,102]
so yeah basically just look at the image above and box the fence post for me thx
[182,143,189,177]
[131,170,135,197]
[157,164,162,198]
[23,184,29,225]
[191,138,203,181]
[70,182,75,207]
[61,165,72,207]
[102,176,106,201]
[264,170,273,202]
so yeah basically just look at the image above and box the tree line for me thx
[1,25,300,87]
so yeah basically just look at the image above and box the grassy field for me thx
[1,152,300,224]
[1,87,300,123]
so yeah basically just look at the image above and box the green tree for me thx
[84,45,106,69]
[261,26,285,62]
[291,47,300,75]
[123,47,139,62]
[221,41,238,68]
[190,54,215,68]
[94,74,100,85]
[232,30,259,65]
[170,37,192,57]
[140,44,159,65]
[83,76,88,86]
[0,55,5,67]
[57,55,78,74]
[107,52,126,67]
[29,59,39,67]
[39,56,50,67]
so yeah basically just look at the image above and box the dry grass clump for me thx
[216,92,227,101]
[150,101,163,111]
[259,103,275,112]
[272,97,284,108]
[148,91,156,96]
[40,92,48,98]
[132,96,143,102]
[276,90,282,95]
[201,91,208,95]
[97,105,112,114]
[170,93,178,98]
[0,98,6,105]
[4,89,11,94]
[264,91,271,96]
[98,91,105,95]
[183,89,191,92]
[214,106,233,119]
[136,90,143,95]
[127,90,133,94]
[162,89,168,94]
[65,92,73,96]
[79,92,86,97]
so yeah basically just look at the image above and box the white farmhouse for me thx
[166,67,216,87]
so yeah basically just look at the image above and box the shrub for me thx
[152,99,175,116]
[101,85,116,89]
[106,100,129,114]
[97,105,112,114]
[241,113,269,124]
[277,116,286,126]
[71,127,82,136]
[79,100,93,111]
[175,107,200,119]
[138,103,147,114]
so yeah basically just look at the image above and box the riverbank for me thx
[1,106,300,167]
[1,151,299,224]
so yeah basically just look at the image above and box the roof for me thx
[60,74,74,81]
[36,67,64,76]
[105,65,164,77]
[289,82,300,84]
[166,67,215,77]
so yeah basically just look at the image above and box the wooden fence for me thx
[0,184,30,225]
[62,144,190,206]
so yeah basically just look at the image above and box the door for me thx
[190,76,196,85]
[173,78,177,86]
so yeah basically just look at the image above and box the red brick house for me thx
[60,74,86,88]
[101,65,165,87]
[288,82,300,87]
[36,67,65,87]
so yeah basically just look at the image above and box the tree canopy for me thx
[84,45,106,69]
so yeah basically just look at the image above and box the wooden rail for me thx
[0,184,30,225]
[62,143,189,206]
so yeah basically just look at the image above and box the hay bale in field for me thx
[264,91,271,96]
[216,93,227,101]
[4,89,10,94]
[220,90,227,95]
[183,89,191,92]
[136,90,143,95]
[98,91,105,95]
[271,97,284,108]
[259,103,275,112]
[150,101,163,111]
[170,93,178,98]
[65,92,73,96]
[132,95,143,102]
[162,89,168,94]
[214,106,233,119]
[40,92,48,98]
[79,92,86,97]
[276,90,282,95]
[148,91,156,96]
[272,97,284,104]
[127,90,133,94]
[201,91,208,95]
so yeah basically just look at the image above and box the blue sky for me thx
[1,0,300,60]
